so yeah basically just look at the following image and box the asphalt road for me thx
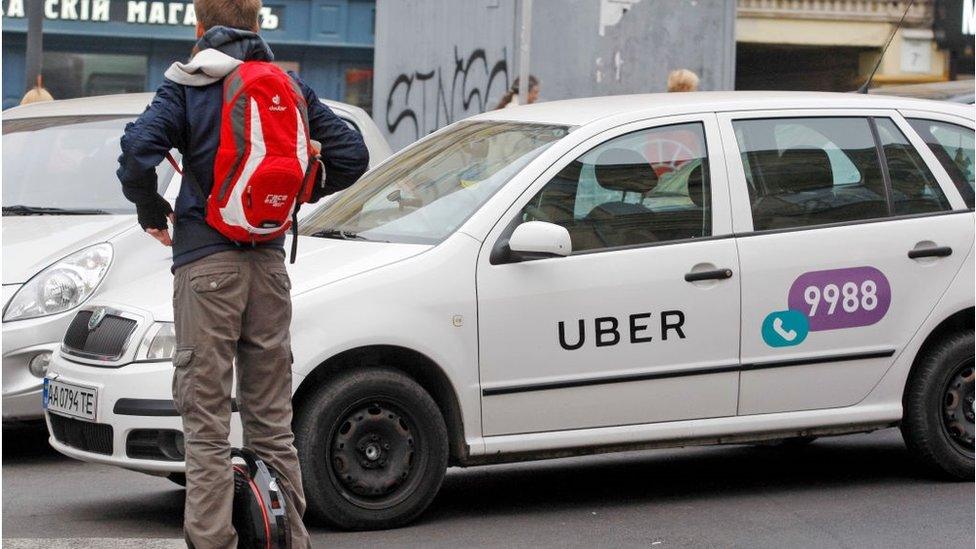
[3,426,973,548]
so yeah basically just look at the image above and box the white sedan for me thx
[45,91,974,530]
[1,93,391,423]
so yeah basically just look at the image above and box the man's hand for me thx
[137,195,175,246]
[146,213,176,246]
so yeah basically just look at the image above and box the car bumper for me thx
[2,307,75,422]
[45,353,243,474]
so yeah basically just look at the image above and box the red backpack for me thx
[169,61,322,262]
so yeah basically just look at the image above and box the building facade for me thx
[1,0,375,110]
[736,0,973,91]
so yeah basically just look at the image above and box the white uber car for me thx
[1,93,390,423]
[46,92,974,530]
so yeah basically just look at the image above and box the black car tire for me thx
[294,367,448,530]
[167,473,187,487]
[901,329,975,480]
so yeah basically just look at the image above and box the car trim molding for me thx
[739,349,896,371]
[482,349,897,396]
[113,398,239,416]
[734,209,971,239]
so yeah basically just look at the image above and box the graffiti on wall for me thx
[384,46,510,145]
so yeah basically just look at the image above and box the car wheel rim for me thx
[326,398,423,510]
[941,359,975,453]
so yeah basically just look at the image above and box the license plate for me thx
[43,378,98,421]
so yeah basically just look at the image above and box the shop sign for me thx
[1,0,281,30]
[934,0,975,49]
[963,0,975,35]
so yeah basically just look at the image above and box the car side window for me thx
[520,122,711,253]
[874,118,950,215]
[733,117,888,231]
[906,118,975,208]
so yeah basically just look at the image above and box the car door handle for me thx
[685,268,733,282]
[908,246,952,259]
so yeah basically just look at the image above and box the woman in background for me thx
[496,75,540,109]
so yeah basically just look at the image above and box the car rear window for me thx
[733,116,953,232]
[907,118,975,208]
[733,117,889,231]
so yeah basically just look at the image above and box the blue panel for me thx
[319,5,340,34]
[3,37,26,109]
[346,0,374,44]
[314,3,343,41]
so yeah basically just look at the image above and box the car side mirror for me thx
[507,221,572,261]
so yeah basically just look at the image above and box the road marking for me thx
[4,539,184,548]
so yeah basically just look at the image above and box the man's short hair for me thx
[194,0,262,31]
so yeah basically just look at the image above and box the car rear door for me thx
[476,114,741,436]
[718,109,974,415]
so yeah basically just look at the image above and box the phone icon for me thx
[762,310,809,347]
[773,317,797,342]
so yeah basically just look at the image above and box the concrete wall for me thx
[373,0,517,151]
[533,0,735,102]
[374,0,735,150]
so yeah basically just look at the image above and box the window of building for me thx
[520,122,711,253]
[733,117,889,231]
[874,118,950,215]
[907,118,975,208]
[273,61,301,74]
[42,52,147,100]
[344,67,373,114]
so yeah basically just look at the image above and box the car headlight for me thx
[135,322,176,361]
[3,243,113,322]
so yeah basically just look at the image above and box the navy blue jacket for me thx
[117,27,369,269]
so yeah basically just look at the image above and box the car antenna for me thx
[857,0,914,94]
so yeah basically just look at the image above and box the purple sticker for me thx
[787,266,891,332]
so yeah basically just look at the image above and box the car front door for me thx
[720,110,974,415]
[476,115,742,436]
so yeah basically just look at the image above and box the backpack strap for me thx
[165,152,183,175]
[167,152,210,209]
[290,154,324,264]
[290,202,299,264]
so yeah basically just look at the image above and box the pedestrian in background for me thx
[667,69,699,92]
[20,75,53,105]
[115,0,369,547]
[496,75,540,109]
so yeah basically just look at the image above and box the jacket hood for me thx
[164,26,274,86]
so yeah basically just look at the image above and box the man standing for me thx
[116,1,369,546]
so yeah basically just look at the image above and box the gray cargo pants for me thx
[172,248,311,549]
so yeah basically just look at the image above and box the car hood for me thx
[96,236,432,322]
[1,215,137,284]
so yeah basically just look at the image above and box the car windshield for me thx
[302,121,570,244]
[2,115,177,215]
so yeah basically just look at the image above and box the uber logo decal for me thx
[558,311,686,350]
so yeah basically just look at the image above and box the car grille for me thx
[63,310,137,360]
[49,414,113,455]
